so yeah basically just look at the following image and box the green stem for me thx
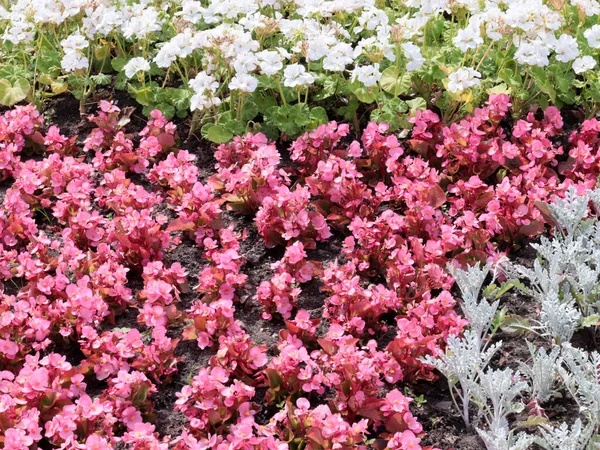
[475,40,495,72]
[275,78,287,106]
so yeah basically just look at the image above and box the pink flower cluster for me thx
[256,241,320,319]
[3,93,600,449]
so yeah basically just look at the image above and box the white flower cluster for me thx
[123,57,151,79]
[189,72,221,112]
[448,68,481,93]
[60,30,89,73]
[2,0,600,113]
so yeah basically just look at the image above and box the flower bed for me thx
[0,92,599,449]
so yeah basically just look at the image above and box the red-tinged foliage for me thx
[3,94,600,449]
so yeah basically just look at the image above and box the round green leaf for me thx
[201,124,233,144]
[0,78,30,106]
[380,67,412,97]
[406,97,427,112]
[51,79,68,95]
[350,82,376,104]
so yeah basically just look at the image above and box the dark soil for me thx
[25,92,592,449]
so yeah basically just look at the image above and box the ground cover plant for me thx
[1,87,600,449]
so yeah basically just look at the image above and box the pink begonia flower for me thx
[296,397,310,411]
[80,434,111,450]
[4,428,34,450]
[27,368,49,392]
[0,339,19,359]
[122,406,143,429]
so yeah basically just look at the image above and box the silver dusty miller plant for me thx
[422,263,503,429]
[427,188,600,450]
[475,367,530,450]
[423,263,536,449]
[447,262,501,344]
[422,329,501,429]
[502,186,600,343]
[519,342,560,404]
[559,343,600,429]
[477,425,535,450]
[537,419,598,450]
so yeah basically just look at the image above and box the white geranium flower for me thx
[453,26,483,52]
[60,31,89,52]
[447,67,481,93]
[154,32,193,69]
[61,52,89,72]
[573,55,597,74]
[572,0,600,16]
[584,24,600,48]
[189,71,221,111]
[190,71,219,94]
[402,42,425,71]
[3,22,34,45]
[229,73,258,92]
[123,57,151,79]
[553,34,580,63]
[179,0,203,23]
[283,64,315,88]
[122,6,163,40]
[352,64,381,87]
[257,50,284,76]
[515,40,550,67]
[323,43,354,72]
[232,54,258,74]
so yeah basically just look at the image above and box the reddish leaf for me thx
[427,184,446,208]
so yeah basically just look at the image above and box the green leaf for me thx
[256,122,280,141]
[490,307,507,334]
[498,68,522,89]
[538,80,557,104]
[90,73,111,86]
[517,415,551,428]
[153,103,176,120]
[349,81,377,104]
[257,75,278,90]
[264,104,311,138]
[201,123,233,143]
[219,111,246,136]
[128,84,152,106]
[241,99,259,121]
[35,50,62,78]
[499,315,532,336]
[380,67,412,97]
[488,83,511,95]
[530,67,548,83]
[37,74,53,86]
[337,98,359,120]
[114,72,128,91]
[0,66,31,83]
[252,92,278,112]
[51,79,68,95]
[581,314,600,328]
[406,97,427,112]
[430,17,446,40]
[111,56,128,72]
[165,87,192,112]
[483,279,526,300]
[314,75,338,101]
[308,106,328,128]
[371,109,401,131]
[383,98,409,114]
[0,78,30,106]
